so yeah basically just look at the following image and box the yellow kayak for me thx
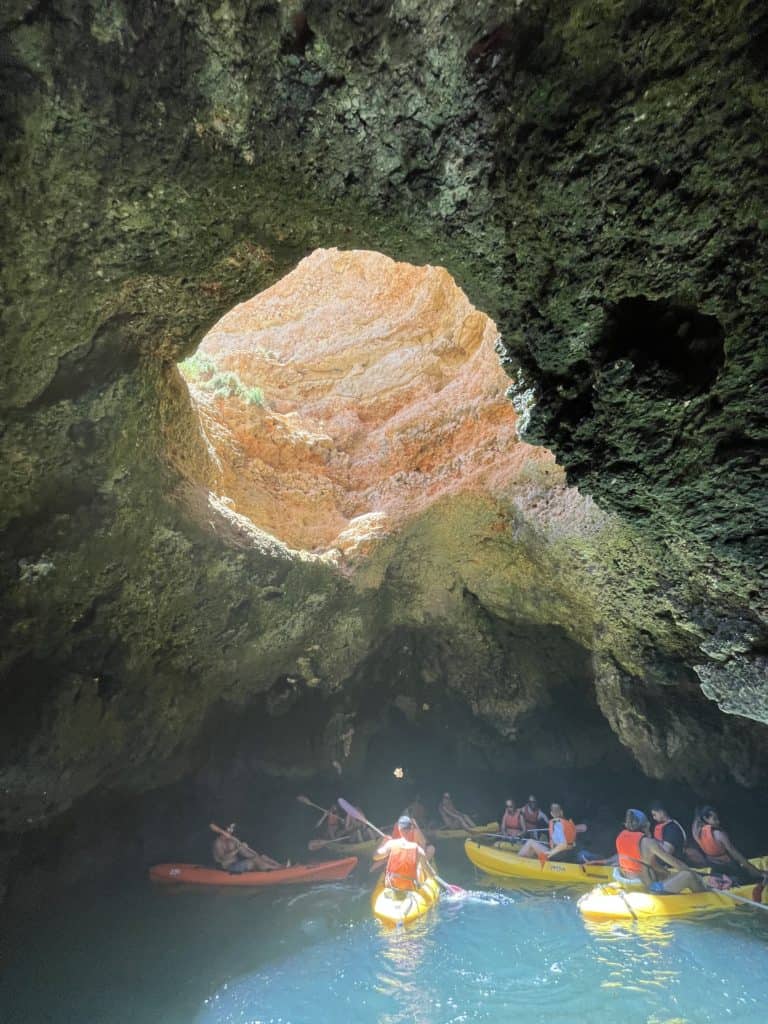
[579,855,768,920]
[578,880,766,920]
[429,822,499,841]
[372,876,441,926]
[464,839,614,885]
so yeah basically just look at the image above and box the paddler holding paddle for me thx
[373,816,432,894]
[212,823,284,873]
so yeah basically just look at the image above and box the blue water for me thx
[2,857,767,1024]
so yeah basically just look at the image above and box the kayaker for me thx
[343,801,376,843]
[500,799,524,838]
[316,802,345,839]
[517,802,578,861]
[374,815,430,892]
[404,794,428,827]
[393,814,435,861]
[438,792,476,830]
[692,806,766,885]
[616,809,705,893]
[520,795,548,837]
[212,823,284,873]
[649,800,687,861]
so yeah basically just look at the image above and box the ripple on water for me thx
[196,883,768,1024]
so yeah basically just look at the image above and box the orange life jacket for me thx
[386,842,419,891]
[503,809,523,833]
[549,817,577,846]
[698,824,728,860]
[616,829,646,876]
[522,805,542,828]
[653,818,685,845]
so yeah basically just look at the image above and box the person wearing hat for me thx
[616,809,705,893]
[373,816,431,893]
[212,823,283,873]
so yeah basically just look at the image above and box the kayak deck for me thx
[372,876,441,926]
[149,857,358,886]
[464,839,613,885]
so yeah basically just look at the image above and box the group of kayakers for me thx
[211,791,765,900]
[500,794,766,892]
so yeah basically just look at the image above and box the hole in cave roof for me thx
[176,248,552,559]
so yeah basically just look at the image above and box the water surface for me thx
[2,853,766,1024]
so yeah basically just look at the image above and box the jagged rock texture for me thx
[1,0,766,841]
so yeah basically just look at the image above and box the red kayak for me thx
[149,857,358,886]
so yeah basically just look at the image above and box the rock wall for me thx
[1,0,766,849]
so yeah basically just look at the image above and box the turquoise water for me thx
[2,854,767,1024]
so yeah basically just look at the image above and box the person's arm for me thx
[372,838,393,862]
[646,837,686,872]
[717,830,752,870]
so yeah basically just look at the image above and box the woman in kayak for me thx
[438,792,476,830]
[500,799,524,838]
[213,823,284,873]
[517,803,579,862]
[692,806,766,885]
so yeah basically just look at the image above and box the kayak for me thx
[311,838,379,856]
[464,839,614,885]
[578,880,767,920]
[428,822,499,841]
[578,855,768,920]
[149,857,358,886]
[372,876,441,926]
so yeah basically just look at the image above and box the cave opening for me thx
[174,246,539,559]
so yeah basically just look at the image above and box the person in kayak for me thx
[520,795,549,837]
[315,802,345,839]
[374,815,431,892]
[649,800,687,862]
[692,806,766,884]
[213,823,284,873]
[393,813,435,861]
[404,794,428,827]
[616,809,705,893]
[343,800,377,843]
[438,792,476,830]
[500,799,525,838]
[517,803,578,861]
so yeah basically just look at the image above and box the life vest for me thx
[502,808,523,833]
[653,818,686,845]
[616,829,646,876]
[522,805,542,828]
[386,842,419,891]
[697,824,728,860]
[549,817,577,847]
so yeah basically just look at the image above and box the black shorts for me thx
[548,847,578,863]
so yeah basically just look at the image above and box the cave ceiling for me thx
[1,0,767,835]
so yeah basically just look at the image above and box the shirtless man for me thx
[213,823,283,873]
[438,792,476,830]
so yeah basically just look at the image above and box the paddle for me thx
[297,794,331,815]
[308,835,354,851]
[703,876,768,913]
[338,798,464,896]
[209,823,285,868]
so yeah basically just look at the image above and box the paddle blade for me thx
[338,797,365,822]
[296,795,313,806]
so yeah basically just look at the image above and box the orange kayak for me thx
[149,857,358,886]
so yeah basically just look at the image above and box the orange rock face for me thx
[182,248,555,556]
